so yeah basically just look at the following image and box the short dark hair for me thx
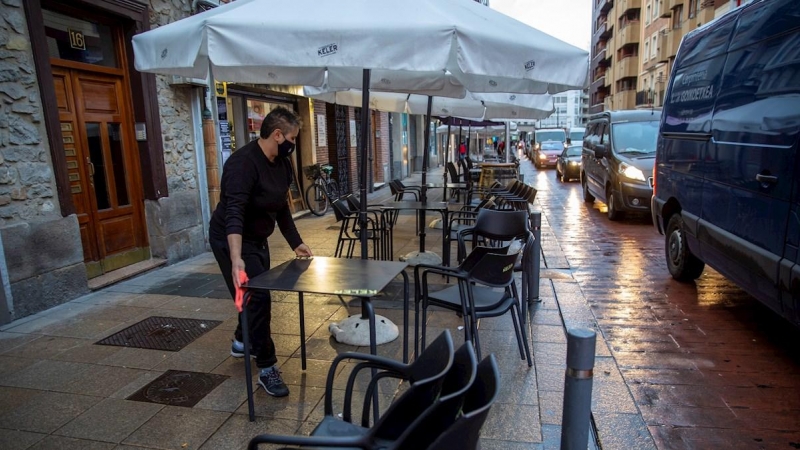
[260,106,302,138]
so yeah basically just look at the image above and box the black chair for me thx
[247,331,455,450]
[417,248,532,366]
[389,179,421,201]
[442,196,496,268]
[332,198,384,259]
[426,355,501,450]
[344,194,391,260]
[456,209,530,265]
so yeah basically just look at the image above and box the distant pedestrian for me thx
[459,140,467,159]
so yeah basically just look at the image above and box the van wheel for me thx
[606,188,624,221]
[556,168,562,181]
[582,176,595,203]
[666,214,705,281]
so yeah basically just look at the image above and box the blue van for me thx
[652,0,800,326]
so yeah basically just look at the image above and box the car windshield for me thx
[611,121,659,154]
[569,131,584,142]
[541,141,562,150]
[566,146,582,157]
[536,130,566,143]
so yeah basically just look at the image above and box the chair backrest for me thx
[344,193,360,211]
[472,209,529,242]
[425,355,501,450]
[467,250,521,288]
[465,156,474,170]
[446,162,460,183]
[390,342,478,449]
[331,198,351,222]
[369,331,455,441]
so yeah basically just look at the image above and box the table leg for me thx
[241,291,255,422]
[299,291,306,371]
[401,270,409,364]
[418,209,426,253]
[362,298,380,424]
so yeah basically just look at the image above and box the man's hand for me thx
[231,257,246,288]
[294,243,313,257]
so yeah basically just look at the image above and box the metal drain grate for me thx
[127,370,228,407]
[96,316,222,351]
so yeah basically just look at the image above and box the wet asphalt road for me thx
[527,162,800,450]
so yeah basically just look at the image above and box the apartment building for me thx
[590,0,756,113]
[536,90,590,129]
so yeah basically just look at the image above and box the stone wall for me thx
[0,0,60,224]
[144,0,206,263]
[0,1,88,323]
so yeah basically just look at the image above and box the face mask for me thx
[277,138,295,158]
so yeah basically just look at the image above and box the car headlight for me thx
[535,143,540,150]
[569,161,579,166]
[619,163,645,181]
[538,153,547,160]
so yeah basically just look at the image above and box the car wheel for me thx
[556,167,562,181]
[606,188,624,221]
[665,214,705,281]
[582,175,595,203]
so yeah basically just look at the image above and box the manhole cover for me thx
[127,370,228,407]
[95,316,221,351]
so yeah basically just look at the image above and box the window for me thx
[673,5,683,28]
[646,2,651,24]
[652,36,658,57]
[654,0,660,17]
[644,42,650,60]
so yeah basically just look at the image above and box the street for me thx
[526,162,800,449]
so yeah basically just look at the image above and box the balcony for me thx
[617,21,641,48]
[670,26,683,54]
[667,0,684,11]
[605,71,613,87]
[697,4,715,25]
[592,47,607,67]
[591,75,606,91]
[657,32,670,62]
[598,0,613,14]
[617,56,639,79]
[590,103,605,114]
[635,90,655,106]
[617,0,642,16]
[617,90,637,109]
[594,21,608,41]
[659,0,672,17]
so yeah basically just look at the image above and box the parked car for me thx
[651,0,800,326]
[535,140,563,168]
[581,110,660,220]
[556,145,582,182]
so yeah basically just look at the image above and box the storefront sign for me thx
[317,114,327,147]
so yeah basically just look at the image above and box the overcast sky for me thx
[490,0,592,51]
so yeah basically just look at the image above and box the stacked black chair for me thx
[344,194,391,260]
[331,198,384,260]
[415,245,532,366]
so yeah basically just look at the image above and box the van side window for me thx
[713,32,800,147]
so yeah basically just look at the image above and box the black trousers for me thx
[210,233,277,368]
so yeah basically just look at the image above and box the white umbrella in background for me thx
[132,0,589,260]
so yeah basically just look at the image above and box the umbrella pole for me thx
[359,69,371,260]
[444,123,451,183]
[419,95,433,253]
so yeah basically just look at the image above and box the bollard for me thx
[529,211,541,303]
[561,328,597,450]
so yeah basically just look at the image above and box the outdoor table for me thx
[381,201,450,265]
[240,256,409,421]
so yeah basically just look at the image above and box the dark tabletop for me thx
[425,183,468,188]
[243,257,408,297]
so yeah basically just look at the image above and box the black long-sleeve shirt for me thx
[209,139,303,250]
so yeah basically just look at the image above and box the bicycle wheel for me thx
[326,180,340,201]
[305,183,329,216]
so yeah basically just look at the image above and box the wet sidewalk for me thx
[0,158,655,449]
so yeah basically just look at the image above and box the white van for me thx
[569,127,586,147]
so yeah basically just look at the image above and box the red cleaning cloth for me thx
[234,270,249,313]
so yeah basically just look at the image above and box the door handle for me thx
[86,157,95,187]
[756,173,778,184]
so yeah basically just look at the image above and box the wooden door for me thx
[52,66,147,277]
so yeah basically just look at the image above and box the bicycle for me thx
[303,163,340,216]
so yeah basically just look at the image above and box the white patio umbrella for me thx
[132,0,589,259]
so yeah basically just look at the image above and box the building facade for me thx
[590,0,753,113]
[1,0,396,325]
[535,90,590,129]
